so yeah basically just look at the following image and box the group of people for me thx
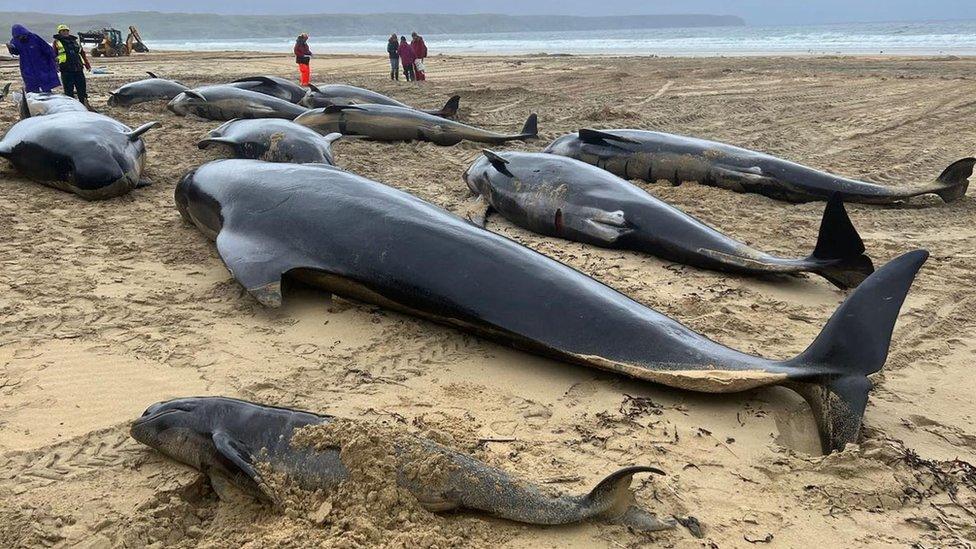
[7,23,92,106]
[387,32,428,81]
[292,31,429,86]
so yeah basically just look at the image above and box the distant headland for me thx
[0,11,746,40]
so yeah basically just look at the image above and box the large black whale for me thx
[0,111,160,199]
[175,160,928,453]
[545,129,975,205]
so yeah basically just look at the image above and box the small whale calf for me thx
[546,129,976,205]
[464,150,874,288]
[131,397,675,531]
[294,104,537,145]
[168,86,309,121]
[199,119,342,164]
[108,72,190,107]
[176,159,928,452]
[300,83,461,118]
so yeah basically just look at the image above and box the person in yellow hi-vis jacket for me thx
[51,24,91,108]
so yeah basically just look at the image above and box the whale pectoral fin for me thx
[136,178,153,188]
[211,431,270,501]
[708,164,774,192]
[127,121,162,141]
[461,195,493,228]
[583,210,632,244]
[215,230,288,307]
[483,149,513,177]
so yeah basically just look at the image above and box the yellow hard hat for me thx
[57,24,69,32]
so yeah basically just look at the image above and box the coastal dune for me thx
[0,51,974,547]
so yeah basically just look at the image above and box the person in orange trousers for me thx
[294,33,312,86]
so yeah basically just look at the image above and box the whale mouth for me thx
[132,407,180,427]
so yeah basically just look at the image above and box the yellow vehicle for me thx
[78,26,149,57]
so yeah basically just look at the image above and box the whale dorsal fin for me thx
[482,150,513,177]
[578,129,640,146]
[146,71,158,79]
[308,83,322,93]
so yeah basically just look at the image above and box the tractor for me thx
[79,26,149,58]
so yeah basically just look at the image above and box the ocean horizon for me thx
[148,20,976,56]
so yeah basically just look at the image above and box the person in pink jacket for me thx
[398,36,416,81]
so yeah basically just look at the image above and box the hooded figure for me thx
[7,24,60,93]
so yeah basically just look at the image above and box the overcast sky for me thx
[3,0,975,26]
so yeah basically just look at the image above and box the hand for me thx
[85,64,91,72]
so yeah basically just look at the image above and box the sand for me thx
[0,51,974,547]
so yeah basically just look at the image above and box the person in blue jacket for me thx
[7,24,60,93]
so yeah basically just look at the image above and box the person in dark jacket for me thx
[294,33,312,86]
[52,24,91,106]
[411,32,428,81]
[386,33,400,80]
[398,36,416,82]
[7,24,60,93]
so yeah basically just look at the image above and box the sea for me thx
[149,20,976,56]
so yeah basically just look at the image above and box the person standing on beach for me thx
[6,24,60,93]
[294,33,312,87]
[387,34,400,80]
[398,36,416,82]
[52,24,91,108]
[411,32,428,81]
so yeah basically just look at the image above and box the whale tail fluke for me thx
[786,250,928,453]
[581,466,675,532]
[933,157,975,203]
[809,193,875,289]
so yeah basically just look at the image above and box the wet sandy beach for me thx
[0,51,974,547]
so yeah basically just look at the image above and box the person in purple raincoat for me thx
[7,24,60,93]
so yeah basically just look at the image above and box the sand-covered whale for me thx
[198,119,342,164]
[131,397,675,531]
